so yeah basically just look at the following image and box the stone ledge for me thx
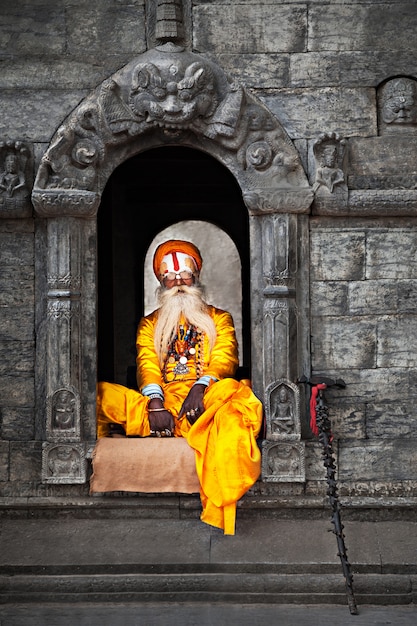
[0,573,414,606]
[313,189,417,217]
[1,495,417,520]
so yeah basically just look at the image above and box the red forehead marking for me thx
[172,251,180,271]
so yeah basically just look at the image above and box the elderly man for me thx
[97,239,263,534]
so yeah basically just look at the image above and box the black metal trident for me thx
[298,375,358,616]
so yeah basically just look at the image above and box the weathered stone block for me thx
[0,233,34,265]
[366,230,417,279]
[0,308,34,342]
[0,219,34,235]
[9,442,42,482]
[0,58,131,90]
[216,53,290,88]
[328,403,366,440]
[0,90,88,142]
[0,341,34,375]
[309,3,417,52]
[377,315,417,368]
[398,280,417,313]
[313,368,410,404]
[194,5,307,53]
[310,230,366,281]
[67,5,146,55]
[260,88,376,139]
[0,2,66,56]
[291,50,417,88]
[310,281,348,316]
[348,137,417,190]
[0,266,33,307]
[291,52,340,88]
[0,441,9,482]
[348,280,398,316]
[305,441,329,481]
[0,376,34,407]
[311,317,377,370]
[367,399,417,439]
[1,407,35,441]
[339,439,417,481]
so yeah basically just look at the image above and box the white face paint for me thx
[159,251,198,280]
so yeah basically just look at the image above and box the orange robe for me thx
[97,305,263,535]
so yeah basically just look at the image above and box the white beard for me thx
[154,284,217,367]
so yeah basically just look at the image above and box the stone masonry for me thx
[0,0,417,522]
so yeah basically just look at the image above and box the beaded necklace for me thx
[163,323,204,382]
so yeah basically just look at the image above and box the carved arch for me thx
[32,43,312,218]
[32,43,312,484]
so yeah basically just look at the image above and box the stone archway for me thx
[31,41,313,485]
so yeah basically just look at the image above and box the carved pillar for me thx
[40,217,85,483]
[33,190,99,484]
[250,213,301,392]
[250,212,309,483]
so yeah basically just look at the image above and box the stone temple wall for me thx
[1,0,417,513]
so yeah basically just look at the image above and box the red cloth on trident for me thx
[309,383,327,436]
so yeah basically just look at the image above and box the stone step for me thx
[0,571,414,606]
[1,505,416,606]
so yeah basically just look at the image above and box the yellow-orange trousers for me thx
[97,378,263,535]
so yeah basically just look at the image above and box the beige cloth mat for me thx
[90,437,200,494]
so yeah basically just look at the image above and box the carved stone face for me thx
[4,154,18,173]
[321,145,337,168]
[129,60,217,127]
[381,78,417,125]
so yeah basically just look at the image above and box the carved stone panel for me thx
[261,441,305,483]
[46,386,81,442]
[0,140,33,218]
[265,379,301,441]
[32,43,312,218]
[378,77,417,136]
[41,443,87,484]
[32,25,312,489]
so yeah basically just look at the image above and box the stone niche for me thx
[31,40,313,485]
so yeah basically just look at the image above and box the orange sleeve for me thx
[203,308,239,380]
[135,312,164,391]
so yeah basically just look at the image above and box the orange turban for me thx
[153,240,203,279]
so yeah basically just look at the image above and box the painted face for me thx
[159,251,198,284]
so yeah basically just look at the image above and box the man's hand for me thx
[179,384,206,424]
[148,399,175,436]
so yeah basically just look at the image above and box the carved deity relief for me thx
[261,441,305,482]
[378,77,417,134]
[312,132,347,194]
[32,42,312,216]
[0,141,32,217]
[46,386,81,441]
[270,387,295,435]
[36,103,105,193]
[42,443,86,483]
[265,380,300,441]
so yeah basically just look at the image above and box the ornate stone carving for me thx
[0,141,32,218]
[378,77,417,135]
[32,8,312,491]
[155,0,184,43]
[31,190,100,218]
[261,441,305,483]
[36,105,105,192]
[313,132,347,194]
[46,386,81,441]
[42,443,86,484]
[32,43,312,217]
[262,379,304,481]
[265,380,300,441]
[46,299,80,321]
